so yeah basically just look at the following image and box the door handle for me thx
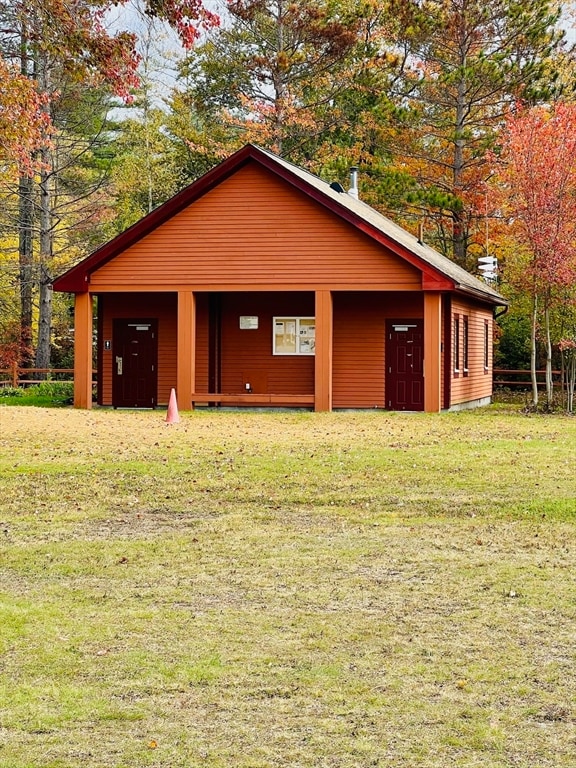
[116,356,123,375]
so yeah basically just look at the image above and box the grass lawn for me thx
[0,404,574,768]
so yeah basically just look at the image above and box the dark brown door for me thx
[386,320,424,410]
[112,319,158,408]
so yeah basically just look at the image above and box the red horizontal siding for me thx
[194,293,209,394]
[219,293,315,396]
[98,290,491,410]
[450,298,493,406]
[333,293,423,408]
[99,293,177,406]
[89,164,421,292]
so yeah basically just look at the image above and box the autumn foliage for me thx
[0,60,51,176]
[495,103,576,292]
[1,0,220,150]
[490,102,576,406]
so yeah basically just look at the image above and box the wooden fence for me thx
[0,363,96,388]
[493,368,563,390]
[0,364,564,392]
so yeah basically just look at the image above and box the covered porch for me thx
[72,288,444,412]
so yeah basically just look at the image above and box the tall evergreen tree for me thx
[177,0,366,162]
[372,0,569,268]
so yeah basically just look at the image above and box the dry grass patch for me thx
[0,405,574,767]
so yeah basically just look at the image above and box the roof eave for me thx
[51,143,508,307]
[454,282,508,306]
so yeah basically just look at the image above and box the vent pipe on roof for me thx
[418,220,424,244]
[348,166,359,200]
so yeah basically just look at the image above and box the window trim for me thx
[463,316,469,376]
[484,319,490,372]
[453,314,460,376]
[273,316,316,356]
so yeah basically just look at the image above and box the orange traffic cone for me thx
[165,388,180,424]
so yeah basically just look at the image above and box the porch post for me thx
[177,291,196,409]
[424,291,442,412]
[73,291,93,409]
[314,290,333,412]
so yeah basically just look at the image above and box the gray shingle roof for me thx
[256,146,507,306]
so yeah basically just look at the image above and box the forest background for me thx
[1,0,576,409]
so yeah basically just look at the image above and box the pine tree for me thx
[368,0,568,267]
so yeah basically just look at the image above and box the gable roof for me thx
[53,143,506,305]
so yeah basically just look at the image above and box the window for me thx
[454,316,460,374]
[484,320,490,371]
[273,317,315,355]
[463,317,469,374]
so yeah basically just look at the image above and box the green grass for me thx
[0,382,73,407]
[0,405,574,767]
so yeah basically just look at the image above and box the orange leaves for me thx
[7,0,219,107]
[0,59,52,178]
[0,0,219,175]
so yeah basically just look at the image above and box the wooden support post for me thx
[424,292,442,412]
[314,290,333,412]
[73,291,93,409]
[442,294,452,410]
[177,291,196,410]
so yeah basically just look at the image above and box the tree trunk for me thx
[139,24,155,214]
[17,28,36,366]
[272,0,285,155]
[451,64,467,267]
[18,174,35,366]
[530,294,539,408]
[35,151,53,373]
[544,302,553,407]
[35,266,52,372]
[34,61,53,374]
[566,350,575,414]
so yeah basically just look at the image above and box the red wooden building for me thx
[53,144,507,412]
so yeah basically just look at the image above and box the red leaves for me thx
[83,27,141,103]
[2,0,219,166]
[9,0,219,99]
[493,103,576,293]
[6,1,143,102]
[146,0,220,48]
